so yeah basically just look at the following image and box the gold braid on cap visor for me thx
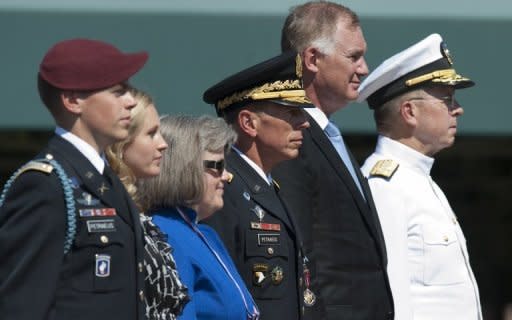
[216,79,310,110]
[405,68,471,87]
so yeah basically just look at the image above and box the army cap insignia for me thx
[369,159,399,179]
[441,42,454,65]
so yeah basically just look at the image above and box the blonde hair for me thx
[138,115,237,212]
[106,88,154,208]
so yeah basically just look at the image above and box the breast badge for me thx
[271,265,284,285]
[76,192,100,206]
[253,263,269,286]
[251,205,266,222]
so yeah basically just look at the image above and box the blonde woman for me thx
[107,89,189,320]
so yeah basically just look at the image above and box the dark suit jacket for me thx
[0,136,145,320]
[272,114,394,320]
[203,151,310,320]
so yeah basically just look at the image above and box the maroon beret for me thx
[39,38,148,91]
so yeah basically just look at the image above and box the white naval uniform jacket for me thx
[361,135,482,320]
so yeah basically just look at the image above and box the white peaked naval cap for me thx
[358,33,474,109]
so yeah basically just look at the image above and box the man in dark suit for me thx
[0,39,148,320]
[202,51,316,319]
[273,2,394,319]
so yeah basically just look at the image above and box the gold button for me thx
[267,247,274,255]
[100,235,109,244]
[443,235,449,242]
[45,153,53,160]
[139,290,144,301]
[138,262,144,272]
[452,217,457,225]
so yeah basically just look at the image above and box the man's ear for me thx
[237,109,259,138]
[400,100,418,127]
[303,47,320,73]
[60,91,82,115]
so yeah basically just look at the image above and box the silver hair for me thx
[137,115,237,212]
[281,0,360,54]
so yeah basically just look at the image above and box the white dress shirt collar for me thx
[55,126,106,174]
[305,106,329,130]
[375,135,434,175]
[231,146,272,185]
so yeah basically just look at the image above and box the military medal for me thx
[302,261,316,306]
[304,288,316,307]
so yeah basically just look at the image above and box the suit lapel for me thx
[227,152,295,235]
[307,118,387,260]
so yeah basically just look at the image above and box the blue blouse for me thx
[151,207,259,320]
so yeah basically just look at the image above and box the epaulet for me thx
[369,159,399,179]
[14,160,54,179]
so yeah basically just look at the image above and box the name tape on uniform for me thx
[257,233,280,246]
[87,219,116,233]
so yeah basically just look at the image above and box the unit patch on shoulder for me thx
[15,161,54,179]
[369,159,399,179]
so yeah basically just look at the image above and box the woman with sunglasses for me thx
[138,115,260,320]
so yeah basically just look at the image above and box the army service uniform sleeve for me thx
[0,170,67,319]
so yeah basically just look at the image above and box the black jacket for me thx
[0,136,145,320]
[272,114,394,320]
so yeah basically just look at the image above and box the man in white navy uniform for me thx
[358,33,482,320]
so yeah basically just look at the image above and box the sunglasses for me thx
[203,159,225,173]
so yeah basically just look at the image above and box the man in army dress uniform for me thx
[359,33,482,319]
[0,39,148,320]
[202,51,315,319]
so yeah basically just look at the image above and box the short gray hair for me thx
[138,115,237,212]
[374,89,424,134]
[281,0,360,54]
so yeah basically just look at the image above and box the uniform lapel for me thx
[226,152,295,235]
[47,136,134,227]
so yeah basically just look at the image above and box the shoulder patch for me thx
[14,161,54,179]
[369,159,399,179]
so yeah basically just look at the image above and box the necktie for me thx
[324,121,365,199]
